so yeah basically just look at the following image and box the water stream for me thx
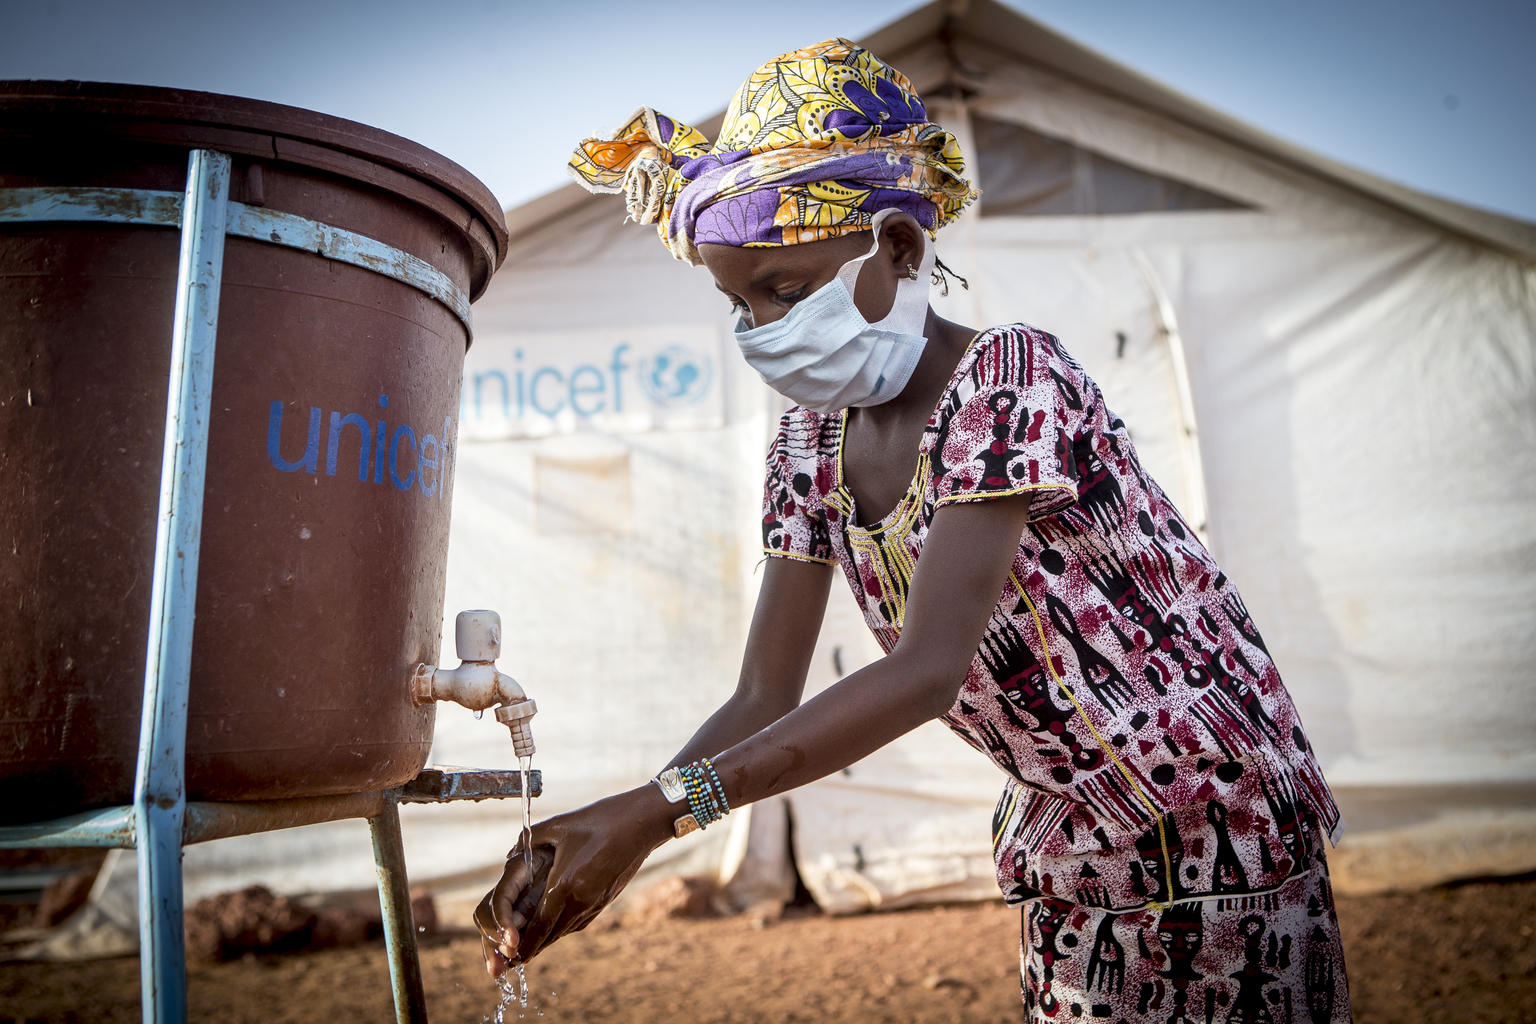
[486,754,542,1021]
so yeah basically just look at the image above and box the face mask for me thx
[733,208,936,413]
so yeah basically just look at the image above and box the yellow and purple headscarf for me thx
[568,38,978,265]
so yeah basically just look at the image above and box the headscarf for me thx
[568,38,978,265]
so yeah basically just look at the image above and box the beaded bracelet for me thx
[701,756,730,815]
[682,765,719,828]
[677,758,730,830]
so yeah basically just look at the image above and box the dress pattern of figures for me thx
[761,324,1350,1021]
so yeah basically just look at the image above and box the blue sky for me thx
[3,0,1532,222]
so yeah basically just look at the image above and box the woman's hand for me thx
[474,787,673,975]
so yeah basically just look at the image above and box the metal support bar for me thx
[0,185,474,336]
[133,147,231,1024]
[370,798,429,1024]
[399,767,541,804]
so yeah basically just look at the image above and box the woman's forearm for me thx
[627,648,950,847]
[664,686,800,771]
[659,557,833,774]
[642,499,1033,839]
[714,647,954,806]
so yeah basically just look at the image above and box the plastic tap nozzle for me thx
[496,698,537,759]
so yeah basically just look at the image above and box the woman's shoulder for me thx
[766,404,840,471]
[943,322,1074,400]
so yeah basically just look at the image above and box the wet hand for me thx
[474,788,671,971]
[475,840,553,979]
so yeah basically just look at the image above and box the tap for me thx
[412,610,535,757]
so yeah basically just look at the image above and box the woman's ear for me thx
[878,213,927,278]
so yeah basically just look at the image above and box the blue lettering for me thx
[530,367,563,417]
[514,350,526,419]
[267,402,320,474]
[389,423,417,490]
[472,370,510,420]
[373,398,389,484]
[419,434,438,497]
[569,364,605,416]
[440,415,453,501]
[327,411,371,481]
[609,343,629,413]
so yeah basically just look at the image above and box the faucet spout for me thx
[411,610,536,756]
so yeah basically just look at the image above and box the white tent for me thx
[147,0,1535,922]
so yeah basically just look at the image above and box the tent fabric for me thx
[133,0,1532,920]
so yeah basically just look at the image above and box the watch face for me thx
[657,768,686,802]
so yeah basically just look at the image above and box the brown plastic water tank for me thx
[0,82,508,822]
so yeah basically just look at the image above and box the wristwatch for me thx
[652,767,686,803]
[652,768,700,837]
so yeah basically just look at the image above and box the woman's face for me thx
[699,217,922,330]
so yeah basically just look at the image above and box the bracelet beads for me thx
[676,756,730,830]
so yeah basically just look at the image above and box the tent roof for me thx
[508,0,1536,262]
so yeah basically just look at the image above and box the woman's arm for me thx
[477,554,833,973]
[711,495,1034,803]
[664,555,834,767]
[483,495,1035,966]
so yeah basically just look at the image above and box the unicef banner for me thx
[459,325,726,440]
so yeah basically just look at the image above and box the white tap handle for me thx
[455,609,502,662]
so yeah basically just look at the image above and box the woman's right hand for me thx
[474,787,673,975]
[476,839,555,978]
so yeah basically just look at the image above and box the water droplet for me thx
[298,525,312,540]
[474,709,483,720]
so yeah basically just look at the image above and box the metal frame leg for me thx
[370,798,428,1024]
[133,147,231,1024]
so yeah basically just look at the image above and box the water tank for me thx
[0,81,508,821]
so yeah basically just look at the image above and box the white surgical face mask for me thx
[733,208,936,413]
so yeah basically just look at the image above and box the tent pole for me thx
[1132,247,1212,547]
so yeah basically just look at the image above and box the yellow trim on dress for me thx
[761,548,839,567]
[834,405,931,630]
[1009,570,1174,912]
[934,482,1079,507]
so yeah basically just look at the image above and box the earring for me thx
[904,264,920,280]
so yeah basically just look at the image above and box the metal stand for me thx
[0,149,529,1023]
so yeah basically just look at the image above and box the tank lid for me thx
[0,80,509,300]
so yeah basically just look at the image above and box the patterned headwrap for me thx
[568,38,978,265]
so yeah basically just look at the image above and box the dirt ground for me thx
[2,875,1533,1023]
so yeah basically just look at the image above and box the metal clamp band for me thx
[0,185,474,337]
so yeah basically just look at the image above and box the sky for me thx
[2,0,1532,223]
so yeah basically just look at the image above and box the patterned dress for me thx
[761,324,1352,1022]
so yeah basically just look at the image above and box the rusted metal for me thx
[0,186,475,334]
[399,767,542,804]
[0,792,394,848]
[370,797,429,1024]
[0,805,139,848]
[134,147,230,1024]
[0,80,508,299]
[0,185,181,225]
[181,791,391,844]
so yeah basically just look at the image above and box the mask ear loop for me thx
[835,208,935,330]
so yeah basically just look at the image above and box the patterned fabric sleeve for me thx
[761,408,836,565]
[928,326,1081,521]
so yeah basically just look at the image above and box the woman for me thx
[478,38,1351,1021]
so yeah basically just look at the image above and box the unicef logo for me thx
[637,345,713,408]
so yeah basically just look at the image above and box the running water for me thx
[488,965,531,1023]
[518,754,534,865]
[485,754,542,1022]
